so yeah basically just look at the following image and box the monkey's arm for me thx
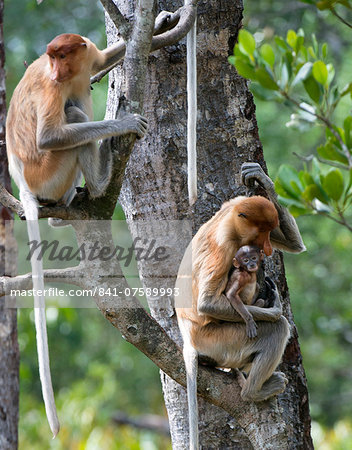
[37,114,148,151]
[241,162,306,253]
[226,284,258,338]
[92,42,125,74]
[198,285,282,323]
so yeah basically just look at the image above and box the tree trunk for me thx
[104,0,313,448]
[0,0,20,447]
[109,0,312,447]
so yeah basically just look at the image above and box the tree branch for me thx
[0,267,85,297]
[90,4,198,85]
[99,302,288,448]
[100,0,132,40]
[0,182,24,218]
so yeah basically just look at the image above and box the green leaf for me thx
[279,63,289,89]
[312,34,319,53]
[338,0,352,8]
[326,63,335,85]
[345,169,352,196]
[302,184,322,202]
[255,67,279,90]
[260,44,275,68]
[303,76,321,103]
[340,82,352,97]
[289,205,312,216]
[232,58,257,80]
[292,62,313,86]
[317,142,349,165]
[312,60,328,85]
[308,46,317,59]
[322,43,328,58]
[296,36,305,53]
[286,30,297,49]
[322,169,344,201]
[277,165,303,199]
[275,36,289,50]
[343,116,352,148]
[299,171,315,187]
[250,83,278,101]
[316,0,337,9]
[277,195,307,209]
[238,30,256,56]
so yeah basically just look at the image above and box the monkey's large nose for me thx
[253,232,273,256]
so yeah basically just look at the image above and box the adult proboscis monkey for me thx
[176,162,306,449]
[6,33,148,437]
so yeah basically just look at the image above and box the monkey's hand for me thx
[246,318,258,339]
[252,298,265,308]
[241,162,277,200]
[117,113,148,139]
[242,163,306,253]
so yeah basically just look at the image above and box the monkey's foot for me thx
[241,162,275,196]
[241,371,288,402]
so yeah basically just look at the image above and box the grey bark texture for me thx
[0,0,20,447]
[106,0,313,448]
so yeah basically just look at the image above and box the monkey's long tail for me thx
[183,342,199,450]
[20,188,60,438]
[186,0,197,206]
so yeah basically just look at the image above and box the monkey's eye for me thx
[251,256,257,261]
[60,54,66,59]
[243,258,249,263]
[238,213,247,218]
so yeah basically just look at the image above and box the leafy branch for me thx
[229,27,352,231]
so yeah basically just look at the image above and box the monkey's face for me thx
[234,246,262,272]
[235,217,273,256]
[46,34,88,83]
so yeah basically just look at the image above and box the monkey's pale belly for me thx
[240,283,257,305]
[26,151,80,202]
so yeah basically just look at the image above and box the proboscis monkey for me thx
[6,33,148,437]
[175,162,306,450]
[224,245,265,338]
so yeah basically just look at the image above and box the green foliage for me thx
[230,27,352,230]
[5,1,169,448]
[18,309,170,449]
[240,0,352,436]
[275,160,352,223]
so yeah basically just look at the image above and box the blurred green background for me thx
[4,0,352,448]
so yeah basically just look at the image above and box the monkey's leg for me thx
[61,169,83,205]
[240,317,290,402]
[78,141,112,198]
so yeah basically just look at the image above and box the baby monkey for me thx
[225,245,266,338]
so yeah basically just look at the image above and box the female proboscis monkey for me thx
[6,33,148,437]
[176,162,306,450]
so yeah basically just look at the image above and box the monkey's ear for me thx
[259,250,265,260]
[232,257,241,268]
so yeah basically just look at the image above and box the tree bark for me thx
[109,0,313,448]
[0,0,20,448]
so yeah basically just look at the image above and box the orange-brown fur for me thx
[5,33,148,438]
[177,196,279,332]
[6,35,95,194]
